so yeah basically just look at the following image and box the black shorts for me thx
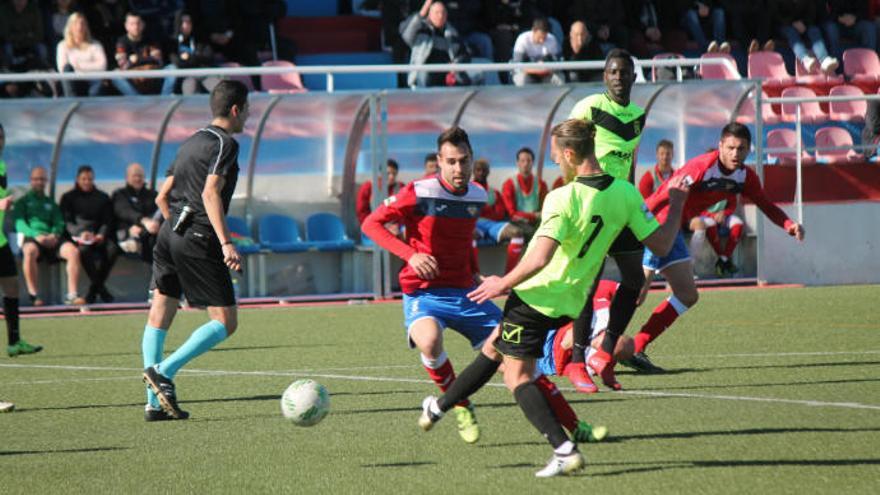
[608,227,644,256]
[150,223,235,307]
[0,243,17,277]
[493,291,571,360]
[21,237,63,263]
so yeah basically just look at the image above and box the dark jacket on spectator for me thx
[111,185,158,232]
[0,1,45,49]
[826,0,869,19]
[562,35,604,82]
[568,0,626,33]
[400,13,470,87]
[770,0,818,25]
[60,187,113,239]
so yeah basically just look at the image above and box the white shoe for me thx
[418,396,442,431]
[719,41,731,53]
[0,400,15,413]
[802,55,818,73]
[707,41,719,53]
[820,56,839,75]
[535,451,585,478]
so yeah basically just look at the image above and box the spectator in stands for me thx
[626,0,672,58]
[400,0,471,88]
[112,163,161,264]
[128,0,179,43]
[563,20,604,83]
[0,0,51,71]
[56,13,107,97]
[487,0,540,84]
[83,0,127,57]
[356,159,405,225]
[675,0,729,53]
[821,0,877,58]
[512,17,563,86]
[774,0,839,75]
[367,0,414,87]
[445,0,494,61]
[167,11,217,94]
[60,165,117,304]
[568,0,629,54]
[722,0,774,54]
[638,139,675,199]
[196,0,261,70]
[472,158,521,247]
[500,146,547,272]
[114,12,175,95]
[15,166,86,306]
[46,0,81,61]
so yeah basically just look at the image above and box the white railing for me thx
[0,57,737,92]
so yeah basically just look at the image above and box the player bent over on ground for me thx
[418,119,689,477]
[141,80,249,421]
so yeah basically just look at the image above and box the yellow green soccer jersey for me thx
[513,174,659,319]
[569,93,646,181]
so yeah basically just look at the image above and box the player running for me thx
[627,123,805,373]
[565,49,648,393]
[418,119,688,477]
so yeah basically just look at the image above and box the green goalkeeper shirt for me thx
[569,93,646,181]
[513,174,659,319]
[14,189,65,239]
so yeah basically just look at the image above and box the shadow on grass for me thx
[590,457,880,477]
[361,461,437,468]
[639,376,880,392]
[709,360,880,372]
[0,446,129,457]
[601,426,880,444]
[34,343,331,360]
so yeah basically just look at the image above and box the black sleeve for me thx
[112,189,143,227]
[98,192,113,238]
[209,136,238,178]
[59,191,78,235]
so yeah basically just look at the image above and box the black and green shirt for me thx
[569,93,646,181]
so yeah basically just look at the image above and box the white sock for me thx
[420,351,448,370]
[554,441,576,456]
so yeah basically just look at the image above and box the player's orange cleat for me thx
[587,350,622,391]
[562,362,598,394]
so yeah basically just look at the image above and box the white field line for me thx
[2,362,879,412]
[654,350,880,359]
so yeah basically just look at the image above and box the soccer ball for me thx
[280,379,330,426]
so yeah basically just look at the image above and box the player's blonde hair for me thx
[551,119,597,162]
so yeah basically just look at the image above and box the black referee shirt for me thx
[166,124,239,229]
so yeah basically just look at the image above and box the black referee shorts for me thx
[0,243,17,278]
[493,291,571,360]
[150,223,235,307]
[608,226,644,256]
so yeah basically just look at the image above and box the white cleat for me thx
[0,400,15,413]
[535,451,585,478]
[418,396,442,431]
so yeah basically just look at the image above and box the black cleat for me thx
[619,352,666,374]
[143,366,185,419]
[144,405,189,422]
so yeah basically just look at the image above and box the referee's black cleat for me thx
[144,405,190,422]
[619,352,666,374]
[143,366,185,419]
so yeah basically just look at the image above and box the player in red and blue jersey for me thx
[627,123,805,373]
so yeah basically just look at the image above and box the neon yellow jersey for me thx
[514,174,659,319]
[569,93,646,181]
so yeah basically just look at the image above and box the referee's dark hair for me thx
[720,122,752,146]
[437,126,473,155]
[551,119,597,162]
[605,48,635,71]
[210,80,249,119]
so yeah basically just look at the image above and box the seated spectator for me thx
[112,163,161,264]
[357,159,405,225]
[568,0,629,53]
[500,147,547,272]
[82,0,126,57]
[56,13,107,97]
[676,0,729,53]
[821,0,877,58]
[774,0,839,75]
[472,158,521,246]
[167,12,217,94]
[113,12,174,95]
[14,166,85,306]
[487,0,539,84]
[128,0,178,43]
[512,18,563,86]
[400,0,471,88]
[722,0,774,54]
[0,0,52,97]
[689,198,744,277]
[563,20,604,83]
[638,139,675,199]
[60,165,117,304]
[47,0,81,60]
[627,0,673,58]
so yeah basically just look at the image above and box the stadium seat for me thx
[227,216,261,254]
[220,62,256,92]
[468,57,501,86]
[285,0,338,17]
[699,53,740,80]
[735,89,780,125]
[748,51,795,94]
[766,128,815,165]
[828,85,867,123]
[651,53,694,82]
[794,56,844,86]
[258,214,311,252]
[296,52,395,91]
[843,48,880,93]
[780,86,828,124]
[814,126,864,163]
[305,212,355,251]
[260,60,306,94]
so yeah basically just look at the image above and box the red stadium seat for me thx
[651,52,688,82]
[828,85,866,123]
[748,51,796,96]
[780,86,828,124]
[814,126,864,163]
[735,89,780,125]
[794,56,844,85]
[260,60,307,94]
[220,62,256,92]
[843,48,880,93]
[700,52,740,80]
[766,128,815,165]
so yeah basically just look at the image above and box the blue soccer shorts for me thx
[475,218,510,244]
[642,231,691,272]
[402,287,502,349]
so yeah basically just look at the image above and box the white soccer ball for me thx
[280,379,330,426]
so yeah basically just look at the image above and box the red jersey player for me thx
[627,123,804,373]
[638,139,675,199]
[355,159,405,225]
[500,147,549,272]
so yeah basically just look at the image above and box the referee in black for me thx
[141,80,249,421]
